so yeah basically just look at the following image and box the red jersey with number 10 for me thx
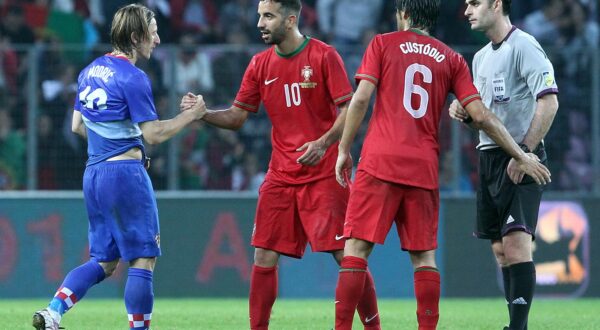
[234,37,353,184]
[356,30,480,190]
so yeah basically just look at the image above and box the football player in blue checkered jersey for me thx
[32,4,206,330]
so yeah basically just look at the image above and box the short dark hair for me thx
[501,0,511,15]
[110,4,155,57]
[490,0,511,15]
[262,0,302,16]
[396,0,441,31]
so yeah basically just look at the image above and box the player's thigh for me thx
[344,171,400,245]
[95,161,161,262]
[502,182,544,238]
[395,186,439,251]
[296,176,348,252]
[83,164,121,262]
[475,150,509,240]
[253,179,306,258]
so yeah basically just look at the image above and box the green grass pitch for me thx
[6,298,599,329]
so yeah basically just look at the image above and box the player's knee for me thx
[409,250,436,269]
[491,240,508,266]
[254,248,279,267]
[99,260,119,277]
[129,257,156,271]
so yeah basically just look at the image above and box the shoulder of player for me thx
[305,37,340,56]
[507,28,545,53]
[474,42,493,59]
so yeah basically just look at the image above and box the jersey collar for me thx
[275,36,310,59]
[408,28,429,36]
[492,25,517,50]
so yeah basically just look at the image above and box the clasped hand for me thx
[180,92,207,120]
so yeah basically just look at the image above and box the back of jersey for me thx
[74,55,158,165]
[355,30,479,189]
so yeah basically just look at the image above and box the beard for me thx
[261,24,286,45]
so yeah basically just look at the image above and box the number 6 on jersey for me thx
[404,63,432,118]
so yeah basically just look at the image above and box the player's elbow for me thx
[350,95,370,113]
[143,134,162,145]
[230,118,245,131]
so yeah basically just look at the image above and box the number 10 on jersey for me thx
[284,83,301,108]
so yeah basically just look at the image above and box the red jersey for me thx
[234,37,353,184]
[356,30,480,189]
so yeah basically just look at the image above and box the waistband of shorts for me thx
[88,159,144,167]
[477,141,545,154]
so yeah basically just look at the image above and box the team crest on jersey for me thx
[543,72,555,87]
[300,65,317,88]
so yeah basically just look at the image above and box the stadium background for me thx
[0,0,598,302]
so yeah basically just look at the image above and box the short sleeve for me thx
[123,72,159,123]
[73,72,84,112]
[74,90,82,112]
[355,34,383,86]
[233,56,261,112]
[322,48,353,105]
[517,38,559,99]
[452,53,481,107]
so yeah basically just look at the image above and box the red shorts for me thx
[344,170,439,251]
[251,176,348,258]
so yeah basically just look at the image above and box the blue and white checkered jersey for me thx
[74,54,159,165]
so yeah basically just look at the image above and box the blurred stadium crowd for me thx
[0,0,597,192]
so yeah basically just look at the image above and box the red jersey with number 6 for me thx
[234,37,353,184]
[355,30,480,190]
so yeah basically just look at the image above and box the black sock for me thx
[508,262,535,330]
[502,266,511,320]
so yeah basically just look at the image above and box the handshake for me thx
[180,92,207,121]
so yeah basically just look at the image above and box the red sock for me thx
[249,265,277,330]
[357,269,380,329]
[335,256,368,330]
[414,267,440,330]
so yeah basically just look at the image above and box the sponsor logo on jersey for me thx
[264,77,278,85]
[300,66,317,88]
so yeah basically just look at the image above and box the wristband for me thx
[519,144,531,153]
[463,116,473,124]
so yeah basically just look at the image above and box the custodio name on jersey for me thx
[399,42,446,63]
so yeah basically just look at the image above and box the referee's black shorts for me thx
[474,144,547,241]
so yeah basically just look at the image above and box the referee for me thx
[450,1,559,329]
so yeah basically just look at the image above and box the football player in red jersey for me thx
[332,0,551,329]
[181,1,379,329]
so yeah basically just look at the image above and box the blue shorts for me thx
[83,160,161,262]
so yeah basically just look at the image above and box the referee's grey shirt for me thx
[472,26,559,150]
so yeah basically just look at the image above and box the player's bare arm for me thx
[140,95,206,145]
[296,101,349,166]
[507,93,559,183]
[335,80,375,187]
[179,92,249,130]
[464,100,551,185]
[519,94,559,151]
[71,110,87,139]
[200,105,249,130]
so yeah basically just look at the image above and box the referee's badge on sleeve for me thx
[543,72,555,87]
